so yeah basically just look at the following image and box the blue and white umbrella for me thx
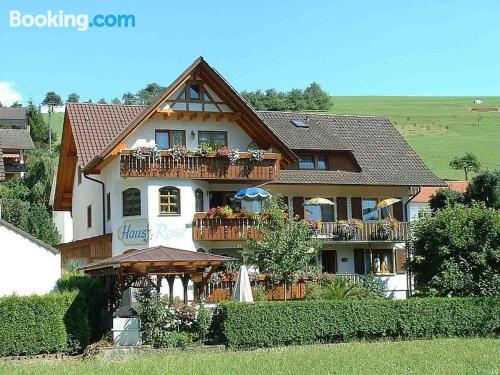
[232,187,271,202]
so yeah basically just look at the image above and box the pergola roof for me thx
[79,246,235,275]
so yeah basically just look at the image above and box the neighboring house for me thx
[0,108,35,180]
[0,218,60,296]
[409,181,468,220]
[53,57,444,299]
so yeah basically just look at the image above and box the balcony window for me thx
[159,186,180,215]
[362,198,379,221]
[198,131,227,148]
[304,201,334,221]
[123,188,141,216]
[298,156,315,170]
[195,188,204,212]
[155,130,186,150]
[317,156,328,170]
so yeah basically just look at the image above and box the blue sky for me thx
[0,0,499,105]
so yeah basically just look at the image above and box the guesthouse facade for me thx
[53,57,444,299]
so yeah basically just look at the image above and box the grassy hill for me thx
[45,97,500,180]
[331,97,500,180]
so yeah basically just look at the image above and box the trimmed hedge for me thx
[0,292,77,357]
[217,298,500,348]
[56,274,111,345]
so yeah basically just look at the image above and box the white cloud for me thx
[0,82,23,106]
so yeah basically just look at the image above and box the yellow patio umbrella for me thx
[303,197,335,206]
[375,198,401,219]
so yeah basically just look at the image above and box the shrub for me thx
[217,297,500,348]
[55,273,111,344]
[0,292,77,356]
[135,289,212,348]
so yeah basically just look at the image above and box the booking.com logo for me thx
[9,10,135,32]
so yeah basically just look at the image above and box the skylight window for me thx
[291,119,310,128]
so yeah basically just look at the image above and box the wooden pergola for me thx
[78,245,235,311]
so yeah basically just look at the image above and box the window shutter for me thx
[393,199,404,221]
[395,249,406,274]
[354,249,365,274]
[351,197,362,219]
[293,197,304,219]
[336,197,347,220]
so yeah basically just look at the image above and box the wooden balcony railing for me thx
[120,150,281,181]
[202,273,366,303]
[192,216,410,242]
[192,214,259,241]
[316,221,410,242]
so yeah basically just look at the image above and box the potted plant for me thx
[196,143,213,157]
[248,148,265,162]
[372,218,398,240]
[169,145,188,161]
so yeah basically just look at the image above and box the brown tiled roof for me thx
[413,181,468,203]
[66,103,145,166]
[259,111,445,187]
[79,245,234,271]
[0,129,34,150]
[0,148,4,181]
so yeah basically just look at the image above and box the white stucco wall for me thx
[0,223,60,296]
[126,118,253,151]
[52,210,73,243]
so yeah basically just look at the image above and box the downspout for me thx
[84,173,106,236]
[404,186,421,222]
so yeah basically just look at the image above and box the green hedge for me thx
[56,274,111,345]
[0,292,77,357]
[217,298,500,348]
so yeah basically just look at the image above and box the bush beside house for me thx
[216,297,500,348]
[0,292,77,357]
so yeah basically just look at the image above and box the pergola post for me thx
[181,275,190,304]
[156,275,162,294]
[167,276,175,306]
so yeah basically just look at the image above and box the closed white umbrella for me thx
[233,265,254,302]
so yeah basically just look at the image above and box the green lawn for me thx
[332,96,500,180]
[2,339,499,375]
[42,112,64,145]
[45,97,500,180]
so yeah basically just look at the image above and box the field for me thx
[46,97,500,180]
[332,97,500,180]
[1,339,498,374]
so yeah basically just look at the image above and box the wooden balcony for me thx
[192,215,410,242]
[316,221,410,242]
[120,150,281,181]
[192,214,259,241]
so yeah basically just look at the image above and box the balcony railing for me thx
[120,150,281,181]
[315,221,410,242]
[192,215,259,241]
[192,215,410,242]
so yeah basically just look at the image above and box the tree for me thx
[466,170,500,209]
[97,98,107,104]
[303,82,332,110]
[429,188,464,211]
[26,100,52,146]
[42,91,63,107]
[409,203,500,296]
[10,101,22,108]
[244,198,321,283]
[25,202,61,246]
[137,83,166,105]
[122,92,137,105]
[111,97,121,105]
[67,93,80,103]
[449,153,481,181]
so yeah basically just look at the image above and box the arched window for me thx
[123,188,141,216]
[195,188,204,212]
[159,186,180,214]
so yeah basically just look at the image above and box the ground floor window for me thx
[370,250,394,274]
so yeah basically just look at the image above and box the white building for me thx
[0,218,60,296]
[53,57,445,300]
[409,181,468,220]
